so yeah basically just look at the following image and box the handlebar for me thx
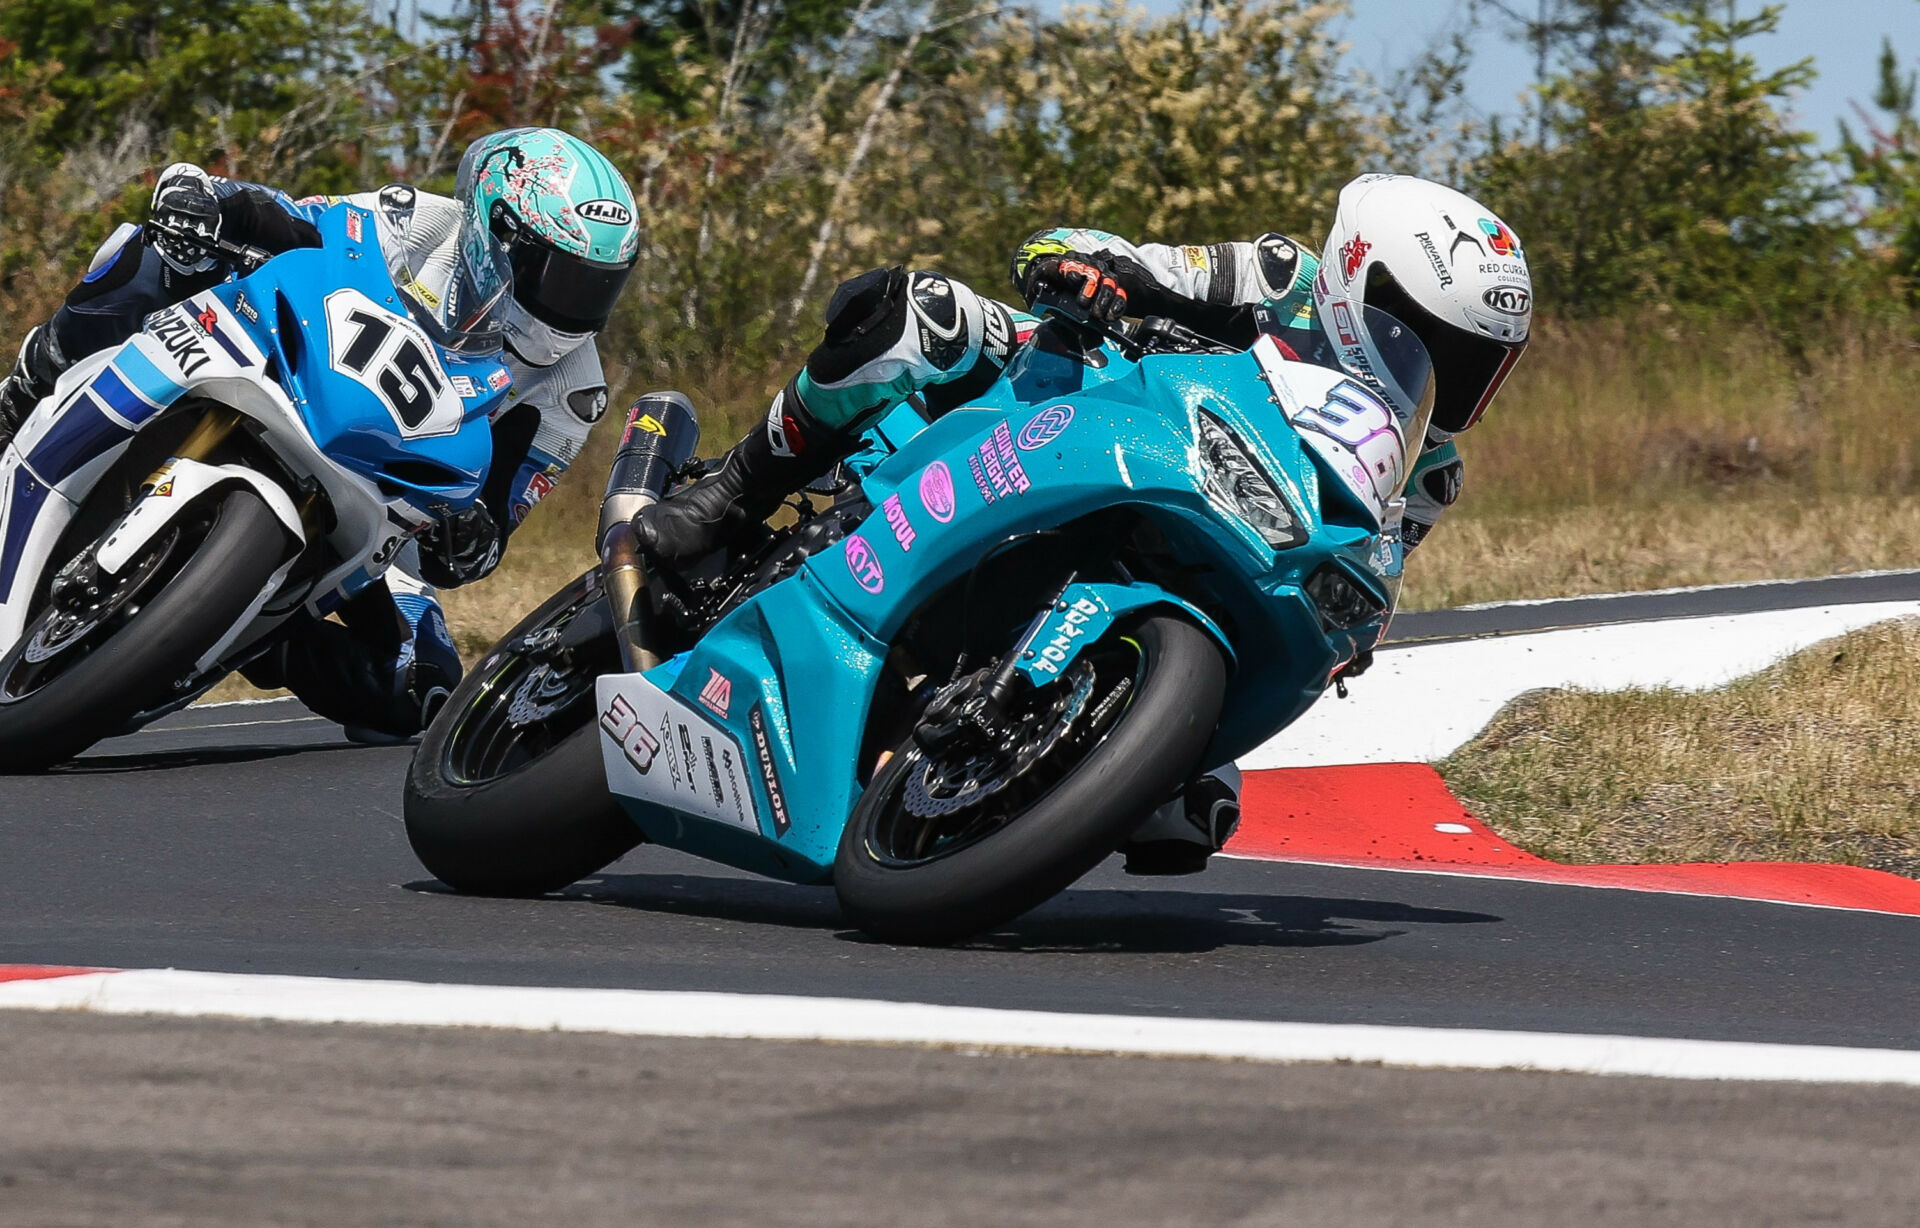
[144,219,275,274]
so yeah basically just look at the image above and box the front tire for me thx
[0,488,290,772]
[404,570,642,896]
[834,614,1227,945]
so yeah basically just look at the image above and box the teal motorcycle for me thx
[403,300,1436,944]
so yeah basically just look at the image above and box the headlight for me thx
[1194,409,1308,549]
[1306,563,1386,631]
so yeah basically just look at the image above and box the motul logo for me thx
[578,198,633,227]
[1482,286,1531,316]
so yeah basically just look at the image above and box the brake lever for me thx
[1031,294,1143,362]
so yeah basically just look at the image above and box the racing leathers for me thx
[0,166,613,737]
[1007,227,1467,547]
[634,230,1467,567]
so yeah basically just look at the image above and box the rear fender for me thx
[1013,581,1233,687]
[96,457,304,575]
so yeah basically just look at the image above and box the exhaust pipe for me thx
[599,392,700,673]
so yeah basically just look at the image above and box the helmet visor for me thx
[507,236,633,336]
[1364,264,1524,434]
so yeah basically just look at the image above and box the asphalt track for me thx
[3,573,1919,1223]
[3,570,1917,1047]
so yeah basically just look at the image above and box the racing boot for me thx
[341,559,462,744]
[1121,766,1243,876]
[629,380,853,568]
[246,552,461,743]
[0,326,66,451]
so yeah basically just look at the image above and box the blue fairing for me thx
[206,203,508,511]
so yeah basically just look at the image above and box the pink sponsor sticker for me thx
[844,534,884,594]
[919,461,956,523]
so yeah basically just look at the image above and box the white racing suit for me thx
[0,170,612,737]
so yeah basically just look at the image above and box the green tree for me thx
[1472,0,1854,334]
[1841,36,1920,298]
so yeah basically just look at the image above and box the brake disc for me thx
[505,663,589,727]
[902,663,1096,819]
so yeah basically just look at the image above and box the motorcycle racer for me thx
[632,173,1533,871]
[0,128,641,738]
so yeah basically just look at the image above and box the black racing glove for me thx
[1022,253,1131,322]
[148,166,224,274]
[418,503,503,588]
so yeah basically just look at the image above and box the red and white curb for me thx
[3,965,1918,1085]
[1243,601,1920,769]
[1225,763,1920,917]
[1220,603,1920,915]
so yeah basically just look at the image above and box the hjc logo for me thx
[844,534,885,594]
[578,198,634,226]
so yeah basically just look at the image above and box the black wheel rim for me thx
[441,581,612,786]
[0,522,190,705]
[863,636,1146,869]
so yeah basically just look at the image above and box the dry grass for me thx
[195,317,1920,693]
[1438,619,1920,876]
[1401,494,1920,609]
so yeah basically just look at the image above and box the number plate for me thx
[323,289,462,439]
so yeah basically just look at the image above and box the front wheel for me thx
[0,488,290,772]
[404,569,643,896]
[834,614,1227,945]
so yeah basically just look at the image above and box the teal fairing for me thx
[596,312,1431,881]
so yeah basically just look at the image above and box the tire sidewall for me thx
[0,488,289,770]
[403,569,642,896]
[833,614,1228,942]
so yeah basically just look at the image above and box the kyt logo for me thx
[844,534,885,594]
[1482,286,1531,316]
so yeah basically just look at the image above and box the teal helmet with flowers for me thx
[453,128,641,365]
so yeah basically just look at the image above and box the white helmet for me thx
[1313,174,1531,437]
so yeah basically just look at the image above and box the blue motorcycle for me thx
[0,203,509,769]
[404,298,1435,944]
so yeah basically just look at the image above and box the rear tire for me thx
[0,489,289,772]
[404,570,642,896]
[834,614,1227,945]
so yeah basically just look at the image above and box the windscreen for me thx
[388,203,509,358]
[1357,302,1436,451]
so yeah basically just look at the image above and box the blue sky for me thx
[1339,0,1920,147]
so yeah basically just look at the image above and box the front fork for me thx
[47,407,246,613]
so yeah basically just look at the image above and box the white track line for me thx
[141,715,326,735]
[2,969,1916,1085]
